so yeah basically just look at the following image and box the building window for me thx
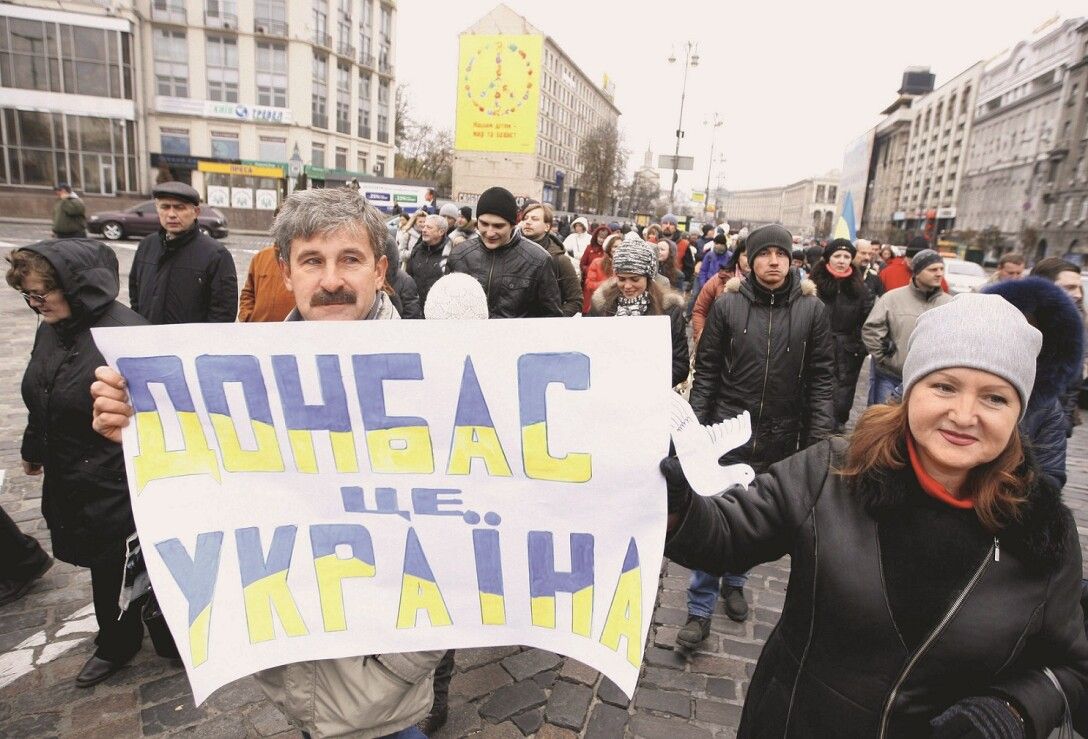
[359,0,373,64]
[154,29,188,97]
[335,146,347,169]
[1063,197,1074,224]
[259,136,286,162]
[358,72,371,138]
[357,152,368,175]
[205,0,238,28]
[206,36,239,102]
[311,142,325,168]
[255,0,287,32]
[255,42,287,107]
[312,53,328,128]
[312,0,329,46]
[336,62,351,134]
[0,108,137,193]
[161,128,190,155]
[210,131,239,159]
[0,19,133,99]
[377,77,389,142]
[374,154,385,177]
[378,3,392,72]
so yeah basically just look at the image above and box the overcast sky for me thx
[396,1,1085,193]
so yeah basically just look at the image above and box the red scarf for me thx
[828,264,854,278]
[906,434,973,509]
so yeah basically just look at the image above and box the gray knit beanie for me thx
[744,224,793,262]
[910,248,943,275]
[901,293,1042,419]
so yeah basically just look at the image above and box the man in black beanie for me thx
[445,186,562,318]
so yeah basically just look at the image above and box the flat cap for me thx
[152,181,201,206]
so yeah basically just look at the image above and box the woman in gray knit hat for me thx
[660,292,1087,739]
[588,233,689,387]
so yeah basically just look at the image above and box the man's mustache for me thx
[310,289,358,307]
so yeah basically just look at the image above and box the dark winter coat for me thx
[384,238,421,319]
[690,270,835,472]
[530,232,583,316]
[982,276,1084,490]
[129,225,238,324]
[404,234,448,312]
[666,437,1088,739]
[445,234,563,318]
[19,239,145,566]
[588,280,690,387]
[811,263,874,425]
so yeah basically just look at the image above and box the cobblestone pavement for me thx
[0,234,1085,737]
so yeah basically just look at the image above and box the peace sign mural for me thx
[455,34,543,155]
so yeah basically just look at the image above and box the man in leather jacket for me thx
[444,187,562,318]
[677,223,835,650]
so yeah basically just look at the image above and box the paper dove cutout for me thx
[668,392,756,496]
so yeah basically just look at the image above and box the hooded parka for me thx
[689,270,835,471]
[665,438,1088,739]
[19,239,145,566]
[810,262,874,425]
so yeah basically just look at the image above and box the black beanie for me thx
[476,187,518,226]
[713,233,729,246]
[744,224,793,261]
[906,236,930,257]
[824,238,856,262]
[459,205,473,221]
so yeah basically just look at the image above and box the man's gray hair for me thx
[271,187,388,263]
[424,214,449,235]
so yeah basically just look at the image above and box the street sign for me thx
[658,155,695,171]
[690,192,706,203]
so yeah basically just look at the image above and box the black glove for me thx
[659,456,693,516]
[930,696,1025,739]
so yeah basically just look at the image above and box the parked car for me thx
[87,201,229,241]
[943,258,987,294]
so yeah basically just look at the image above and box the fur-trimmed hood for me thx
[982,276,1084,403]
[590,277,685,314]
[853,441,1071,574]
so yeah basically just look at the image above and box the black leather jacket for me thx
[666,439,1088,739]
[444,234,562,318]
[689,270,835,471]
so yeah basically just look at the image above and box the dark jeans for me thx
[431,649,455,709]
[89,543,144,663]
[0,504,49,581]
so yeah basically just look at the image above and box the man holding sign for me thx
[93,187,443,738]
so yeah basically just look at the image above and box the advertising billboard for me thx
[836,129,875,238]
[455,35,543,154]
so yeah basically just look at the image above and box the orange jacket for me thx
[692,271,733,344]
[238,245,296,322]
[582,256,612,314]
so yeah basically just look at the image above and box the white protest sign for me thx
[92,318,671,704]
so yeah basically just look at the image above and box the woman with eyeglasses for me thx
[6,239,148,688]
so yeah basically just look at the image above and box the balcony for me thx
[312,113,328,129]
[313,31,333,49]
[205,11,239,30]
[337,42,356,59]
[151,1,186,24]
[378,60,394,76]
[254,18,288,37]
[359,53,376,69]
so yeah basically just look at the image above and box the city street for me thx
[0,226,1085,737]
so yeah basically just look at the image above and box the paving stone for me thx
[500,649,562,681]
[535,724,578,739]
[695,698,743,726]
[172,712,249,738]
[596,677,631,708]
[140,698,209,735]
[476,720,525,738]
[450,662,513,702]
[0,608,47,635]
[653,607,689,627]
[753,622,775,640]
[138,670,192,704]
[689,653,748,679]
[706,677,738,701]
[717,638,765,661]
[433,702,483,739]
[643,645,687,669]
[544,680,592,730]
[558,658,598,686]
[629,713,714,739]
[204,676,268,711]
[585,702,630,739]
[641,666,707,693]
[533,669,558,689]
[245,702,295,736]
[634,687,691,718]
[456,646,520,671]
[80,715,143,739]
[479,681,548,723]
[70,691,138,726]
[511,707,543,735]
[0,711,60,736]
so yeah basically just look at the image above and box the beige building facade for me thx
[721,173,839,238]
[451,4,620,213]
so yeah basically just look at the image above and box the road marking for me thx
[0,604,96,690]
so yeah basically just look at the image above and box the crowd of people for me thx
[2,180,1087,738]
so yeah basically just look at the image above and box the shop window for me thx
[259,137,287,162]
[211,132,239,160]
[161,129,190,155]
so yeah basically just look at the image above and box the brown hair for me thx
[521,202,554,225]
[597,277,668,316]
[1032,256,1081,282]
[5,248,58,293]
[997,252,1026,267]
[837,400,1029,532]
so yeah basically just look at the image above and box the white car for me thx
[943,258,987,295]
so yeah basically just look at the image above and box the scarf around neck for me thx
[616,292,650,316]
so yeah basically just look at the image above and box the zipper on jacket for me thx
[994,537,1000,562]
[783,507,819,734]
[752,304,774,457]
[486,250,495,303]
[877,542,994,738]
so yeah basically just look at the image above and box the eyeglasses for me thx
[20,289,54,305]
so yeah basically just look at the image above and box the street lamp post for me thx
[703,113,722,220]
[667,42,699,214]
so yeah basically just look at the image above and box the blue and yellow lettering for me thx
[340,486,412,520]
[517,354,591,483]
[396,528,452,628]
[473,529,505,625]
[447,358,512,476]
[309,524,376,632]
[410,488,464,517]
[235,526,308,642]
[118,356,219,492]
[599,538,643,667]
[195,355,284,474]
[155,532,224,667]
[527,531,594,636]
[272,355,358,473]
[353,354,434,474]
